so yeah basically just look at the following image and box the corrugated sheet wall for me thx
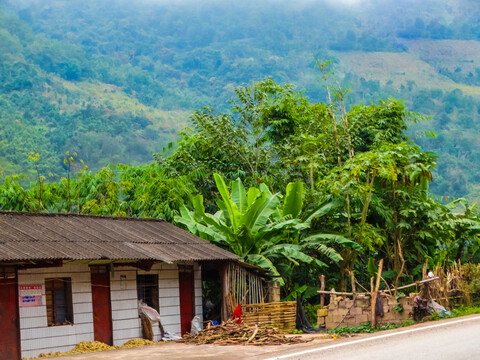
[18,264,94,359]
[18,262,204,357]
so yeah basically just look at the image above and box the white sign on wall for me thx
[19,284,44,307]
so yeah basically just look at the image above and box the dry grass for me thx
[421,262,480,307]
[43,76,190,133]
[335,49,480,96]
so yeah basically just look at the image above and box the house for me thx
[0,211,241,360]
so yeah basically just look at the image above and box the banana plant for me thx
[175,173,360,284]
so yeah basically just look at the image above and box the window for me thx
[90,265,109,274]
[137,274,159,311]
[45,278,73,326]
[0,266,15,279]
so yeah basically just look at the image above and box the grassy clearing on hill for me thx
[338,50,480,95]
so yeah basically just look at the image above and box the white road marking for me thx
[266,315,480,360]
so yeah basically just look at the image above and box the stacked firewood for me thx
[178,320,309,346]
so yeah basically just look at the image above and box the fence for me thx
[242,301,296,331]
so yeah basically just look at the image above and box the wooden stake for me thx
[350,271,356,295]
[320,274,325,308]
[370,276,375,326]
[371,259,383,328]
[375,259,383,292]
[221,264,229,322]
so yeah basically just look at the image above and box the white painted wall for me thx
[111,263,183,344]
[18,261,205,356]
[18,264,94,359]
[110,262,204,345]
[194,262,203,326]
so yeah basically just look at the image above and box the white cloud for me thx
[325,0,364,7]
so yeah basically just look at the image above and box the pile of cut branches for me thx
[178,320,309,346]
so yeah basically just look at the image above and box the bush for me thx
[460,264,480,305]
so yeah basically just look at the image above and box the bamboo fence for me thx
[224,262,265,316]
[242,301,297,331]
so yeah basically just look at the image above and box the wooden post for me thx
[350,271,356,295]
[221,264,229,322]
[371,259,383,328]
[267,281,280,303]
[320,275,325,308]
[370,276,374,326]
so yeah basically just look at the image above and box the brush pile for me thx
[179,320,309,346]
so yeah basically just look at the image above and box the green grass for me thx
[434,305,480,320]
[329,305,480,334]
[330,322,403,334]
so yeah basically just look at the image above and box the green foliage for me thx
[0,60,479,301]
[457,263,480,304]
[175,173,347,286]
[331,305,480,334]
[0,1,480,198]
[394,303,404,313]
[0,162,196,220]
[332,322,401,334]
[332,322,375,334]
[303,303,321,326]
[449,305,480,317]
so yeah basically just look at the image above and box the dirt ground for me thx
[42,334,333,360]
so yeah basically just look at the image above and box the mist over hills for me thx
[1,0,480,198]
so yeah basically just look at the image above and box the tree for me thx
[175,173,359,287]
[155,77,314,199]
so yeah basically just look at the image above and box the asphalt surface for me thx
[35,315,480,360]
[261,314,480,360]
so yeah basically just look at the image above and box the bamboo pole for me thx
[318,290,370,296]
[318,276,440,297]
[396,277,439,290]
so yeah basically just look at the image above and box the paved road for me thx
[40,315,480,360]
[261,315,480,360]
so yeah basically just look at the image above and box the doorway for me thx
[90,267,113,345]
[178,266,195,335]
[0,274,20,360]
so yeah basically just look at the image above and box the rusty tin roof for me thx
[0,211,238,263]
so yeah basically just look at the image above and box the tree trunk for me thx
[339,249,357,292]
[371,259,383,328]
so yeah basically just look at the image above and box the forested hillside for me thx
[2,0,480,198]
[3,79,480,298]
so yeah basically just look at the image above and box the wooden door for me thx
[0,278,20,360]
[91,272,113,345]
[179,269,195,335]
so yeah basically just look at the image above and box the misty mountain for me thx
[1,0,480,198]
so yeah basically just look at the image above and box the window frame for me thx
[0,266,15,279]
[45,277,74,326]
[136,274,159,312]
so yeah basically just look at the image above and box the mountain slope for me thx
[1,0,480,198]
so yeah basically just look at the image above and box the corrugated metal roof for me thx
[0,211,238,262]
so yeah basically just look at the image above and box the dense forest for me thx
[2,79,480,302]
[1,0,480,300]
[0,0,480,199]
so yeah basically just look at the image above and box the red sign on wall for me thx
[19,284,44,307]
